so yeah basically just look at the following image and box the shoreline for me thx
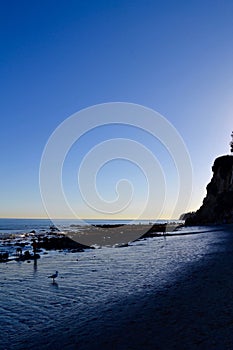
[1,226,233,349]
[0,223,228,263]
[34,225,233,349]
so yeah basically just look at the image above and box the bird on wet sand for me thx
[48,271,58,283]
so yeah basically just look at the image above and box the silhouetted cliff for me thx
[186,155,233,225]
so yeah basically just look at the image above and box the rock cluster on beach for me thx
[0,229,92,263]
[186,155,233,225]
[37,234,91,251]
[0,222,183,262]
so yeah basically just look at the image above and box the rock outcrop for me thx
[179,212,195,221]
[186,155,233,225]
[37,235,91,251]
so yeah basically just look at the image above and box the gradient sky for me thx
[1,0,233,219]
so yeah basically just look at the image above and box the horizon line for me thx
[0,216,181,220]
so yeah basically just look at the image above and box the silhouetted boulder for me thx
[37,235,91,251]
[0,252,9,262]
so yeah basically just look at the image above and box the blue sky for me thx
[1,0,233,218]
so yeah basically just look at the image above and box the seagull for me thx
[48,271,58,283]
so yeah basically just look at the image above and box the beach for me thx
[1,225,233,349]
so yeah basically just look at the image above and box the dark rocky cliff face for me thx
[186,155,233,225]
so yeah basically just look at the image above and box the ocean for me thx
[0,218,178,235]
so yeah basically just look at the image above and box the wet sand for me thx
[64,223,181,247]
[1,225,233,349]
[81,236,233,350]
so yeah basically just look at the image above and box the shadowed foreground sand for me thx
[26,226,233,350]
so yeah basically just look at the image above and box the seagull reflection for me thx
[50,281,59,289]
[33,259,37,273]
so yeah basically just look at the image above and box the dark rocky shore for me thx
[0,230,92,263]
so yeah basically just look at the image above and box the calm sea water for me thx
[0,218,179,235]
